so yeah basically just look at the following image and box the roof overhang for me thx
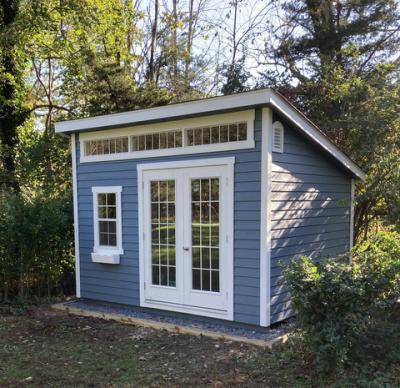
[55,88,365,180]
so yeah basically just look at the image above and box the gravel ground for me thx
[67,299,289,341]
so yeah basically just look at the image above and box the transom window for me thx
[84,137,128,156]
[131,130,182,152]
[186,122,247,146]
[92,186,122,254]
[80,110,254,162]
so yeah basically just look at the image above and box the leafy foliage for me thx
[0,189,74,301]
[263,0,400,239]
[283,231,400,372]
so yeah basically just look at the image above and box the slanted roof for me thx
[54,88,365,180]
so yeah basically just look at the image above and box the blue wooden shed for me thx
[55,89,365,327]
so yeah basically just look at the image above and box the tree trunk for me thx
[148,0,159,83]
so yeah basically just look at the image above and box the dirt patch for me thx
[1,306,399,387]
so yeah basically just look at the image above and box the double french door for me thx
[140,161,233,318]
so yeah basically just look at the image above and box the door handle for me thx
[183,247,190,251]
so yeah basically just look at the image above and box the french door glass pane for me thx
[191,178,220,292]
[151,180,176,287]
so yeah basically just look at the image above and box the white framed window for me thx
[272,121,284,153]
[92,186,123,257]
[79,110,255,163]
[84,136,129,156]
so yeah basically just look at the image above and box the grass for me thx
[0,306,400,387]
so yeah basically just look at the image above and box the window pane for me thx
[211,270,220,292]
[109,233,117,246]
[186,129,194,146]
[98,193,106,206]
[194,128,202,145]
[160,265,168,286]
[238,122,247,140]
[98,206,107,218]
[99,220,108,233]
[202,127,211,144]
[175,131,182,147]
[211,126,219,143]
[192,269,201,290]
[108,221,116,234]
[122,137,128,152]
[145,134,153,150]
[202,270,211,291]
[160,132,167,149]
[107,193,116,206]
[220,125,228,142]
[151,181,159,202]
[169,267,176,287]
[131,136,138,151]
[100,233,108,245]
[229,123,238,141]
[167,131,175,148]
[152,265,160,285]
[202,248,210,269]
[109,138,116,153]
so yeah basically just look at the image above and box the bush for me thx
[283,231,400,372]
[0,190,75,302]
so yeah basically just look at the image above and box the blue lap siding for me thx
[269,115,352,324]
[76,109,262,325]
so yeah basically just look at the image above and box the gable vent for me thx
[272,121,284,153]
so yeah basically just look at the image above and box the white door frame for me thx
[137,157,235,320]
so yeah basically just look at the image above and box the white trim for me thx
[272,121,284,153]
[56,89,364,181]
[91,186,123,256]
[71,134,81,298]
[79,111,255,163]
[350,179,355,258]
[260,108,272,327]
[137,156,235,174]
[137,157,235,320]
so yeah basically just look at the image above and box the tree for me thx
[261,0,400,240]
[0,0,29,191]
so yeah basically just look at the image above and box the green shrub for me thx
[283,230,400,372]
[0,190,75,301]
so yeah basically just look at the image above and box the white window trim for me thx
[272,121,284,153]
[92,186,123,256]
[79,110,255,163]
[137,157,234,321]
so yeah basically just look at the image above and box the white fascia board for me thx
[55,89,270,133]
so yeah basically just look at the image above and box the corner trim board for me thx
[260,108,272,327]
[350,179,355,251]
[71,133,81,298]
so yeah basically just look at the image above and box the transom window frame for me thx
[92,186,123,255]
[79,110,255,163]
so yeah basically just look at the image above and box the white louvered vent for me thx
[272,121,284,153]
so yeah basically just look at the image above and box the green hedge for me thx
[0,190,75,301]
[283,231,400,372]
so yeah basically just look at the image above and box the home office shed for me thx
[55,89,365,327]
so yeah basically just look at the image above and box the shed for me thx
[55,88,365,327]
